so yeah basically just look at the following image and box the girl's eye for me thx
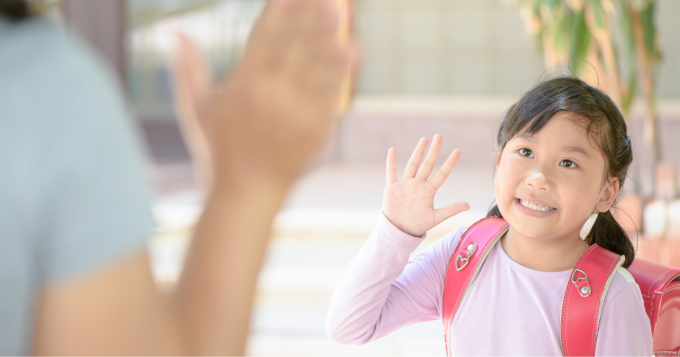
[518,148,534,158]
[560,159,577,168]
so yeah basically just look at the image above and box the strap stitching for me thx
[647,270,680,323]
[441,219,484,347]
[453,224,505,314]
[562,245,596,356]
[590,253,619,355]
[442,218,504,354]
[663,284,680,293]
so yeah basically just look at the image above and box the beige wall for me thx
[354,0,680,98]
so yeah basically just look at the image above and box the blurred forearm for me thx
[175,178,290,355]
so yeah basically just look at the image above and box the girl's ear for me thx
[595,177,620,212]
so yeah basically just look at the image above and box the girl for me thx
[326,77,652,355]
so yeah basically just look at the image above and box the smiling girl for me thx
[326,77,652,355]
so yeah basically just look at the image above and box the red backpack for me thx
[442,217,680,356]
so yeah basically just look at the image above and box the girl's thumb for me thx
[434,201,470,226]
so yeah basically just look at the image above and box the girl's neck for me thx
[500,226,590,272]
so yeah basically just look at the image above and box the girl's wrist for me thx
[382,212,425,238]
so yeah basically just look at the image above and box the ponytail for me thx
[585,210,635,268]
[486,205,635,268]
[487,204,502,218]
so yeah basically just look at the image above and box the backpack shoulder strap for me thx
[442,217,509,356]
[561,244,624,356]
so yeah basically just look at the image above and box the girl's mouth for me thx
[518,198,555,211]
[515,198,556,217]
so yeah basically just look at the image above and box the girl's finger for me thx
[434,201,470,226]
[386,147,398,184]
[415,134,443,181]
[429,149,462,189]
[403,137,429,180]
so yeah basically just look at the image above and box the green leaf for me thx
[622,71,637,115]
[628,0,649,12]
[552,7,569,52]
[569,9,591,74]
[588,0,606,28]
[538,0,559,10]
[617,0,638,80]
[640,1,661,65]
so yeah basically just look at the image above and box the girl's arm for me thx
[327,135,469,344]
[326,214,465,344]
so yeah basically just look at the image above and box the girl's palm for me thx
[383,135,470,237]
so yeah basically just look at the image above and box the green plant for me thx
[516,0,662,167]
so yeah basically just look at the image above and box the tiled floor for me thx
[148,160,496,355]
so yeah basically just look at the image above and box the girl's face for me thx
[495,111,619,242]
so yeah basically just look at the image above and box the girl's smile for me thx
[515,198,556,217]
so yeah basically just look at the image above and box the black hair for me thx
[488,76,635,268]
[0,0,31,21]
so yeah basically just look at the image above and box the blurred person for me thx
[0,0,357,355]
[326,77,652,355]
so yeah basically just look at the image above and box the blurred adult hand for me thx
[173,1,359,355]
[33,1,358,356]
[174,0,358,190]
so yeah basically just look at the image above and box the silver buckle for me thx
[455,243,478,271]
[571,269,591,297]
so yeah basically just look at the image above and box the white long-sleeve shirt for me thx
[327,213,652,355]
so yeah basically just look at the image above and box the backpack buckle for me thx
[571,269,592,297]
[455,243,478,271]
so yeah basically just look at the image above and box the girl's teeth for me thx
[520,199,553,212]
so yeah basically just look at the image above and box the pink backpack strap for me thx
[560,244,624,356]
[442,217,509,356]
[442,218,624,357]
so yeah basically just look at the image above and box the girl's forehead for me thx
[514,112,592,142]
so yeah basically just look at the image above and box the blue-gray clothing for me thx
[0,18,155,354]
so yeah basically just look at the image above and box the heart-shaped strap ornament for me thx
[455,242,478,271]
[571,269,592,297]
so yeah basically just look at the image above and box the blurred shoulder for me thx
[0,17,122,113]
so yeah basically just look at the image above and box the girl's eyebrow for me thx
[564,145,590,158]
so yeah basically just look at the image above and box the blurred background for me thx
[52,0,680,354]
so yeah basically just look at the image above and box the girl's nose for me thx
[525,170,552,191]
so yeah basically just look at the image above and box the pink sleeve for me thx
[595,280,653,356]
[326,213,465,345]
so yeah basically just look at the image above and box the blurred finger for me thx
[173,32,212,120]
[386,147,397,184]
[305,40,358,112]
[434,202,470,226]
[429,149,462,189]
[285,2,346,87]
[403,137,429,180]
[415,134,443,181]
[245,0,324,71]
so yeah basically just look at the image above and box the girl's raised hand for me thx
[383,134,470,237]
